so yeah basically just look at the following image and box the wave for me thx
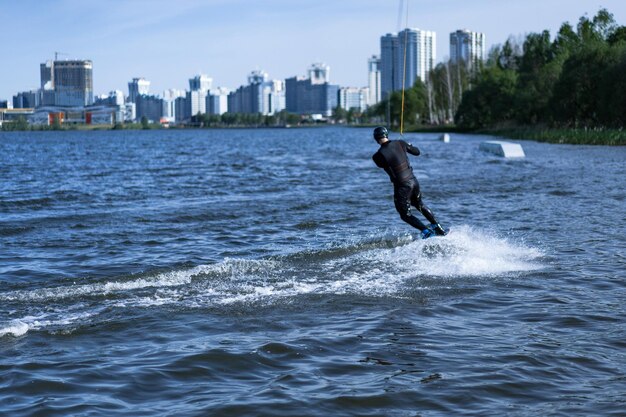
[0,225,544,337]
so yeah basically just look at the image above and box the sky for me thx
[1,0,626,101]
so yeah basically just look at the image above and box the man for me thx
[371,126,447,239]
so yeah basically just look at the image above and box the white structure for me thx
[308,63,330,85]
[440,133,450,143]
[479,141,525,158]
[339,87,368,112]
[450,29,486,68]
[189,74,212,92]
[262,79,285,115]
[380,28,436,97]
[128,78,150,103]
[187,74,213,116]
[228,71,285,116]
[398,28,436,87]
[108,90,125,106]
[207,87,230,115]
[163,89,186,121]
[248,70,268,85]
[188,90,207,116]
[367,55,382,106]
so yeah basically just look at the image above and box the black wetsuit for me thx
[372,140,439,231]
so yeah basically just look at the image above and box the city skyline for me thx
[1,0,625,101]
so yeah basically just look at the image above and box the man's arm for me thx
[372,152,386,168]
[403,141,420,156]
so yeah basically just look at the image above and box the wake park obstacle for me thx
[479,141,525,158]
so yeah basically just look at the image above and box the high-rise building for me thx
[163,89,186,121]
[338,87,369,112]
[308,63,330,85]
[13,90,40,109]
[380,29,436,98]
[94,90,125,107]
[227,70,285,115]
[367,55,382,106]
[189,74,212,92]
[39,61,55,106]
[380,33,398,99]
[186,74,212,116]
[285,64,339,116]
[174,96,188,122]
[207,87,230,115]
[450,29,486,68]
[135,94,163,123]
[53,60,93,106]
[128,78,150,103]
[40,61,53,89]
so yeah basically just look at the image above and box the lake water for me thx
[1,127,624,416]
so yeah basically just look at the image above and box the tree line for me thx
[367,8,625,132]
[456,8,626,129]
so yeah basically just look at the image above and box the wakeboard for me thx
[422,226,449,239]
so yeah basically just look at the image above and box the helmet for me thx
[373,126,388,140]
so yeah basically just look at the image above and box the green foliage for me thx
[370,80,429,130]
[426,60,471,124]
[332,106,347,123]
[455,7,626,134]
[484,126,625,146]
[1,116,30,131]
[191,110,302,128]
[455,67,517,129]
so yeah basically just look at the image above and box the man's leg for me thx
[394,185,427,231]
[411,191,447,235]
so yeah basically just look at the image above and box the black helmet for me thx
[373,126,388,140]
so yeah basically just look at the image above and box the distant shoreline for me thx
[3,123,624,146]
[406,125,626,146]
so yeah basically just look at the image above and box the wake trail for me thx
[1,225,544,337]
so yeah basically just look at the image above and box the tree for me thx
[549,42,619,127]
[455,66,517,129]
[331,106,347,123]
[607,26,626,45]
[514,30,562,124]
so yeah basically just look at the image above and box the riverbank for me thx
[480,127,626,146]
[403,125,625,146]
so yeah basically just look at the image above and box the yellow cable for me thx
[400,0,409,136]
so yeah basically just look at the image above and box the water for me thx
[1,127,624,416]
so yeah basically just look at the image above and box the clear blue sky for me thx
[1,0,625,101]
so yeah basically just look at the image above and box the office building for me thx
[94,90,125,107]
[186,74,212,116]
[367,55,382,106]
[135,94,164,123]
[174,96,188,122]
[338,87,369,112]
[380,34,398,99]
[13,90,40,109]
[39,61,55,106]
[308,63,330,84]
[228,70,285,115]
[189,74,212,92]
[53,60,93,106]
[163,89,186,122]
[128,78,150,103]
[380,29,436,98]
[450,29,486,68]
[207,88,230,115]
[285,63,339,116]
